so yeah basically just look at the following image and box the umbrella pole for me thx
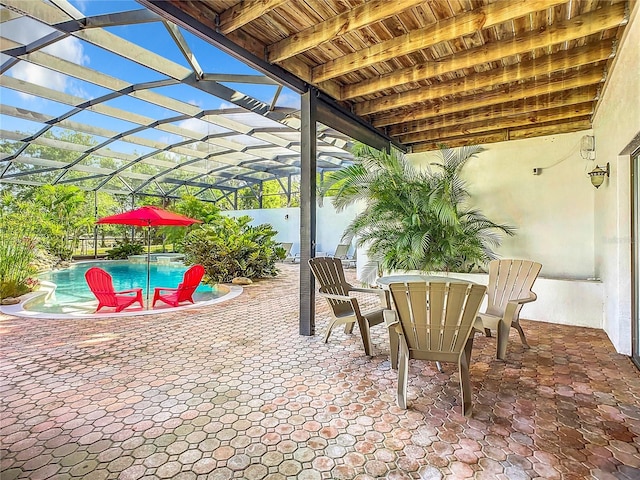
[146,226,151,309]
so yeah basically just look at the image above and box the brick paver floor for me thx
[1,263,639,479]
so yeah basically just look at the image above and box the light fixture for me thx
[588,162,610,189]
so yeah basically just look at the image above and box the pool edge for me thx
[0,285,243,320]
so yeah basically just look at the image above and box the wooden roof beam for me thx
[371,66,605,126]
[409,118,592,152]
[313,0,566,83]
[218,0,289,34]
[389,85,598,137]
[267,0,426,63]
[399,103,594,144]
[355,40,613,116]
[342,2,626,100]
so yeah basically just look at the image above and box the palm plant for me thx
[325,143,515,276]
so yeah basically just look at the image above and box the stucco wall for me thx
[223,200,361,257]
[406,130,597,280]
[591,1,640,355]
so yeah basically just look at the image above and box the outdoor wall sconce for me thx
[588,162,610,189]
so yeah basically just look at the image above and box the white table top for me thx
[376,274,474,287]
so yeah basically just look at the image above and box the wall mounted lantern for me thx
[588,162,610,189]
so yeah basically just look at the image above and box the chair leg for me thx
[496,319,511,360]
[344,322,355,334]
[397,347,409,409]
[436,361,444,373]
[513,321,530,348]
[459,337,474,417]
[358,317,373,356]
[323,319,340,343]
[388,326,398,370]
[484,328,492,337]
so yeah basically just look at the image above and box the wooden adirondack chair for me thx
[384,281,486,416]
[152,264,205,308]
[475,259,542,359]
[331,244,350,260]
[281,242,300,263]
[85,267,144,312]
[309,257,390,356]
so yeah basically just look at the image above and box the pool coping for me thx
[0,284,243,320]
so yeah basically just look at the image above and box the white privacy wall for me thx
[591,1,640,356]
[407,130,597,280]
[406,132,604,330]
[223,200,360,257]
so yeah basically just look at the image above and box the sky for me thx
[0,0,301,154]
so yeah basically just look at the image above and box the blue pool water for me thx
[30,260,221,313]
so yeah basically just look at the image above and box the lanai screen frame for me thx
[1,0,405,335]
[0,0,363,202]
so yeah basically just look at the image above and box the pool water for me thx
[29,260,222,313]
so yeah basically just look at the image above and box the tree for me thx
[325,143,515,275]
[182,215,284,282]
[22,185,94,259]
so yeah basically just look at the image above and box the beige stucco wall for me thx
[407,130,597,280]
[591,1,640,355]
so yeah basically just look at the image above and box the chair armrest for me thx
[512,292,537,304]
[116,288,142,295]
[383,309,398,328]
[318,291,362,317]
[351,286,391,308]
[154,287,179,294]
[502,300,518,325]
[318,291,353,303]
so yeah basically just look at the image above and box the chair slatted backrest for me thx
[389,282,486,355]
[85,267,116,305]
[332,244,350,259]
[309,257,352,316]
[281,243,293,256]
[486,260,542,318]
[176,264,205,302]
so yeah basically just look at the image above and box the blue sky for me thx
[0,0,300,151]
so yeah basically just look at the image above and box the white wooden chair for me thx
[309,257,390,356]
[330,243,350,260]
[384,281,486,416]
[475,259,542,359]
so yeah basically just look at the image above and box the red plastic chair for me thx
[152,264,205,308]
[85,267,144,312]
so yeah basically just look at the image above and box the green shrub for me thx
[0,212,38,300]
[182,215,282,283]
[106,239,145,259]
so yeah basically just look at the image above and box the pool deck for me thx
[1,263,639,479]
[0,285,243,320]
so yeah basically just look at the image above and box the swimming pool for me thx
[25,260,226,314]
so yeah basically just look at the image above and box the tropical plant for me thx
[0,194,39,299]
[182,215,284,282]
[106,239,145,259]
[324,143,515,276]
[21,184,95,260]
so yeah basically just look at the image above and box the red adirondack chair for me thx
[85,267,144,312]
[152,264,205,308]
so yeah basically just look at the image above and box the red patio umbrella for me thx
[97,206,202,307]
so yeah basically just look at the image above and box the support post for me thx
[93,190,98,259]
[299,90,317,336]
[131,194,136,242]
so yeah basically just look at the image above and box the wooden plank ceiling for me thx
[164,0,629,153]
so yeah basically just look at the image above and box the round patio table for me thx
[376,274,475,288]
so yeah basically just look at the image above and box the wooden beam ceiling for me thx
[311,0,568,83]
[161,0,631,152]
